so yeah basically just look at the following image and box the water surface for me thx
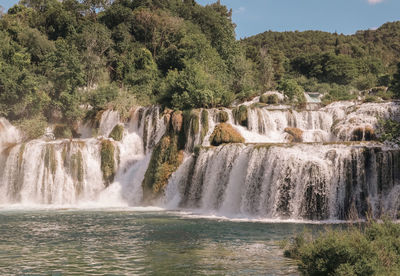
[0,209,327,275]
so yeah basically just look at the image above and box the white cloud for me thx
[233,7,246,14]
[368,0,384,4]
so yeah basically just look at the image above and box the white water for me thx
[1,101,399,220]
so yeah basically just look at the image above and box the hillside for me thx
[0,0,399,139]
[241,21,400,97]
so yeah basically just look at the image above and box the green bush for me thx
[209,123,245,146]
[283,220,400,276]
[16,115,47,140]
[53,124,73,139]
[218,110,229,123]
[377,119,400,143]
[260,94,279,104]
[278,79,306,104]
[109,124,124,141]
[363,95,380,103]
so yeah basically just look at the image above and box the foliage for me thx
[16,115,47,140]
[1,0,400,127]
[108,124,124,141]
[217,110,229,123]
[283,219,400,276]
[209,123,244,146]
[53,124,73,139]
[260,94,279,104]
[377,119,400,143]
[278,79,305,104]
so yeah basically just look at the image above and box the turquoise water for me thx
[0,209,326,275]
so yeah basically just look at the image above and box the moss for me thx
[209,123,245,146]
[109,124,124,141]
[44,144,57,176]
[217,110,229,123]
[200,109,209,142]
[284,127,303,142]
[233,105,248,127]
[171,110,183,133]
[142,134,184,201]
[18,143,26,169]
[71,150,84,183]
[53,124,73,139]
[260,94,279,104]
[100,140,115,187]
[191,111,200,136]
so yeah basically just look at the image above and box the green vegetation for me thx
[1,0,400,134]
[16,115,47,140]
[100,140,115,186]
[200,109,209,142]
[242,23,400,101]
[283,219,400,276]
[260,94,279,104]
[377,119,400,143]
[142,134,183,201]
[109,124,124,141]
[217,110,229,123]
[232,105,248,127]
[53,124,73,139]
[0,0,253,130]
[209,123,244,146]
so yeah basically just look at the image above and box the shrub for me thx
[363,95,380,103]
[260,94,279,104]
[377,119,400,143]
[283,220,400,276]
[109,124,124,141]
[16,115,47,140]
[278,79,306,104]
[209,123,245,146]
[218,110,229,123]
[53,124,73,139]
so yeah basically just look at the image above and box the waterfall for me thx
[172,144,400,220]
[0,101,399,220]
[0,107,166,206]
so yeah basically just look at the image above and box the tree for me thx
[278,79,305,104]
[391,62,400,98]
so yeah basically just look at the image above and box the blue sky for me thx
[1,0,399,38]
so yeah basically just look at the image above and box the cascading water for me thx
[166,143,400,220]
[0,100,399,220]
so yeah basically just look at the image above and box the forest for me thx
[0,0,400,137]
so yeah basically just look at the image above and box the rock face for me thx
[209,123,245,146]
[351,127,375,141]
[284,127,303,142]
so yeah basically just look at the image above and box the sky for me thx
[1,0,399,38]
